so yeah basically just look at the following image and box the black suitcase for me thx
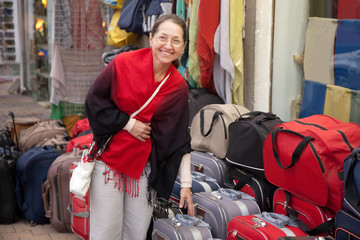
[0,128,20,223]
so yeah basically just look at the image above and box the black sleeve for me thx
[85,60,129,137]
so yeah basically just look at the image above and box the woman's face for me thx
[149,20,185,67]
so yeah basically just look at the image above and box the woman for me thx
[85,14,194,240]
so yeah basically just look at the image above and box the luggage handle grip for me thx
[217,188,255,201]
[41,180,51,218]
[261,212,289,228]
[272,127,313,169]
[200,110,227,139]
[191,171,217,182]
[175,213,210,229]
[67,204,89,218]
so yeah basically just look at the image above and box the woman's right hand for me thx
[129,120,151,142]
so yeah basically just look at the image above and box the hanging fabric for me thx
[196,0,220,94]
[188,0,201,87]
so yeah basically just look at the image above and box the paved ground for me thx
[0,80,81,240]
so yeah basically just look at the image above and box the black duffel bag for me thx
[225,111,284,179]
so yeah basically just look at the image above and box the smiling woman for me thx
[85,14,194,240]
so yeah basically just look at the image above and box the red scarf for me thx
[100,49,182,181]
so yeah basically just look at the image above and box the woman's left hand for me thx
[179,187,194,216]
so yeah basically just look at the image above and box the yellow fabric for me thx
[229,0,244,105]
[107,10,138,47]
[188,0,202,87]
[62,114,83,137]
[324,85,351,123]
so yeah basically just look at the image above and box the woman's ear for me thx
[149,33,153,48]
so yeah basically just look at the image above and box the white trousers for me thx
[89,160,153,240]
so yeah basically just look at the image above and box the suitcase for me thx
[42,148,83,232]
[277,236,334,240]
[193,188,261,239]
[226,111,284,179]
[152,214,213,240]
[230,166,277,212]
[15,145,64,224]
[190,150,228,187]
[66,133,93,153]
[0,129,20,223]
[335,210,360,240]
[68,162,90,240]
[263,114,360,213]
[227,212,307,240]
[273,188,335,236]
[171,171,220,203]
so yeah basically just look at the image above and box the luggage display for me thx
[66,133,93,153]
[0,128,20,223]
[152,214,213,240]
[42,148,83,232]
[263,114,360,213]
[15,145,64,224]
[335,210,360,240]
[190,150,228,187]
[190,104,250,159]
[188,86,224,129]
[272,188,335,236]
[19,119,69,152]
[226,111,284,179]
[171,171,220,202]
[230,167,277,212]
[227,212,307,240]
[68,162,90,240]
[343,145,360,218]
[192,188,261,239]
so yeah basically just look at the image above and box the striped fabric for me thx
[300,80,360,125]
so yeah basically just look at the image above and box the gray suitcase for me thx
[152,214,213,240]
[193,188,261,239]
[190,151,228,187]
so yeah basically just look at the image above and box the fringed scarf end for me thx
[104,164,140,197]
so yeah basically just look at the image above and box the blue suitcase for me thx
[15,145,63,224]
[335,210,360,240]
[171,171,220,202]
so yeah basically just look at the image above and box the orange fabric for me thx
[196,0,220,94]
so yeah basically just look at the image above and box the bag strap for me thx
[272,127,314,169]
[200,110,226,138]
[283,190,335,236]
[91,71,172,158]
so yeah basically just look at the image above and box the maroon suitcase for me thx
[42,148,83,232]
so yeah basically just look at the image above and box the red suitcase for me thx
[66,133,93,153]
[71,118,91,138]
[68,162,90,240]
[263,114,360,213]
[227,212,307,240]
[273,188,335,236]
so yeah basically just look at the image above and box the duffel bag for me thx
[190,104,249,159]
[263,114,360,213]
[343,145,360,218]
[226,111,284,179]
